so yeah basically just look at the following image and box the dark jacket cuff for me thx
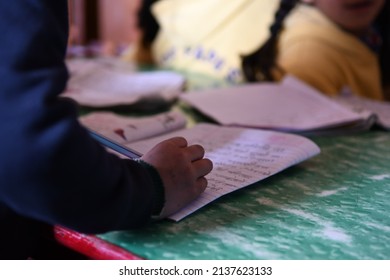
[136,159,165,216]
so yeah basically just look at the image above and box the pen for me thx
[88,129,141,159]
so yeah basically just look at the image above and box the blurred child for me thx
[132,0,389,100]
[127,0,279,83]
[242,0,389,100]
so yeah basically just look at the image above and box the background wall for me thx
[68,0,141,47]
[99,0,141,47]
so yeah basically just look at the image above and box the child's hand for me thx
[141,137,213,218]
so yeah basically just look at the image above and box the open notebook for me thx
[180,76,388,135]
[80,111,320,221]
[62,58,185,109]
[333,93,390,130]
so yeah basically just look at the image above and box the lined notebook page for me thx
[127,123,320,221]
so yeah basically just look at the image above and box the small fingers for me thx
[196,177,208,194]
[192,158,213,178]
[188,177,209,199]
[186,144,206,161]
[166,136,188,148]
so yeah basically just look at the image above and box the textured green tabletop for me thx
[99,130,390,259]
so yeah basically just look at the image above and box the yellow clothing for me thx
[149,0,383,100]
[279,5,383,100]
[150,0,278,83]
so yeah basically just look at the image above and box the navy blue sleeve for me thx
[0,0,161,233]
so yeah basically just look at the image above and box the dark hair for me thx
[241,0,299,82]
[376,1,390,87]
[137,0,161,49]
[242,0,390,88]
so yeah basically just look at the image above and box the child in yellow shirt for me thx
[242,0,389,100]
[131,0,389,100]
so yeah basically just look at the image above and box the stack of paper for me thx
[180,76,384,135]
[62,58,185,109]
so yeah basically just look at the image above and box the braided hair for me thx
[137,0,161,49]
[376,0,390,88]
[241,0,299,82]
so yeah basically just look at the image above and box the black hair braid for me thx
[376,1,390,87]
[241,0,299,82]
[137,0,161,48]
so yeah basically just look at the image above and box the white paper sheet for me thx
[127,123,320,221]
[180,76,370,134]
[63,58,185,107]
[79,110,187,144]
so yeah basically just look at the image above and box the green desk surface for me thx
[98,130,390,259]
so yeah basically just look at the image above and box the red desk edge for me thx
[54,226,144,260]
